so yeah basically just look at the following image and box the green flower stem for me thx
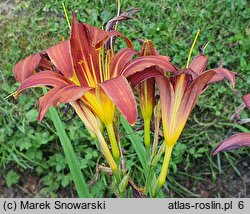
[157,145,173,188]
[144,118,151,149]
[121,116,165,197]
[151,143,166,166]
[95,131,118,173]
[151,101,161,158]
[48,106,90,198]
[95,128,122,196]
[106,123,120,163]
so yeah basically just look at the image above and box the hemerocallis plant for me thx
[11,2,242,197]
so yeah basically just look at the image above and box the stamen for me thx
[81,59,96,87]
[105,50,111,80]
[101,47,105,80]
[98,49,104,82]
[79,60,91,86]
[62,3,71,30]
[186,30,200,68]
[89,54,98,84]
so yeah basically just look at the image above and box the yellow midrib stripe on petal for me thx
[70,69,81,86]
[168,74,186,146]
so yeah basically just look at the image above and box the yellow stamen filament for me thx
[80,59,96,87]
[62,3,71,30]
[186,30,200,68]
[79,61,91,86]
[89,54,98,84]
[101,47,105,78]
[98,49,104,82]
[167,30,201,146]
[105,50,111,81]
[116,0,121,17]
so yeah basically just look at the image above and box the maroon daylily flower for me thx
[155,48,237,186]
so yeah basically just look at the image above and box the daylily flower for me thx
[213,93,250,155]
[13,12,173,168]
[128,40,178,149]
[156,47,237,187]
[136,40,163,148]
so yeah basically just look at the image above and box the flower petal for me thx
[242,93,250,111]
[46,40,74,79]
[174,70,216,138]
[96,30,133,49]
[105,8,140,32]
[17,71,72,94]
[99,76,137,125]
[83,23,109,47]
[128,66,163,87]
[213,133,250,155]
[140,39,159,56]
[70,12,101,85]
[177,70,216,122]
[155,76,175,144]
[206,68,237,88]
[110,48,138,78]
[122,56,178,77]
[13,54,42,82]
[38,84,91,122]
[71,101,99,133]
[189,54,209,74]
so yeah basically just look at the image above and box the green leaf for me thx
[120,116,147,171]
[17,137,32,151]
[6,170,20,187]
[61,176,70,187]
[43,88,91,197]
[25,109,37,122]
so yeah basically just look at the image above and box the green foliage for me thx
[0,0,249,197]
[5,170,20,187]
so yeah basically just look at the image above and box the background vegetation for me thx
[0,0,249,197]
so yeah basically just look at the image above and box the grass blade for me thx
[43,87,90,197]
[48,106,91,197]
[121,116,165,197]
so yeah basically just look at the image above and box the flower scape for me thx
[12,5,245,198]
